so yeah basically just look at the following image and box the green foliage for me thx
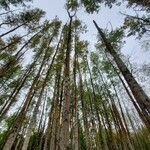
[66,0,79,11]
[0,0,32,10]
[1,8,45,31]
[108,28,125,47]
[80,0,150,13]
[80,0,100,13]
[80,0,117,13]
[122,14,150,38]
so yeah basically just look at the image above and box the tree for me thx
[93,20,150,125]
[0,0,150,149]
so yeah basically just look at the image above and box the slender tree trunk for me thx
[97,68,120,150]
[43,88,56,150]
[50,72,61,150]
[22,35,60,150]
[86,59,106,150]
[56,79,64,150]
[111,80,135,149]
[72,39,79,150]
[2,37,53,150]
[105,53,150,128]
[77,59,93,150]
[50,37,64,150]
[38,89,47,132]
[0,55,39,122]
[0,30,43,79]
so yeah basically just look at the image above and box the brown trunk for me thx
[72,40,79,150]
[43,87,56,150]
[78,70,92,150]
[93,20,150,120]
[50,35,64,150]
[59,14,73,150]
[97,68,120,150]
[86,59,106,150]
[104,53,150,128]
[50,72,61,150]
[22,35,60,150]
[3,37,53,150]
[0,56,39,122]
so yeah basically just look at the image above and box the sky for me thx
[31,0,150,65]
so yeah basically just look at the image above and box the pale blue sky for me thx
[32,0,149,64]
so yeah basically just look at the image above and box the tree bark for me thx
[59,14,73,150]
[2,37,53,150]
[93,20,150,120]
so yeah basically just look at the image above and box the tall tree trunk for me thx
[50,36,64,150]
[50,72,61,150]
[0,55,39,121]
[86,58,106,150]
[105,53,150,128]
[72,38,79,150]
[78,65,92,150]
[43,87,56,150]
[111,80,135,149]
[93,20,150,120]
[59,13,73,150]
[97,68,120,150]
[77,56,97,149]
[22,35,60,150]
[2,37,53,150]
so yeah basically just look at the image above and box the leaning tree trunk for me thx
[0,55,40,122]
[93,20,150,121]
[0,23,26,38]
[104,53,150,128]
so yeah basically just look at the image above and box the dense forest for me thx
[0,0,150,150]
